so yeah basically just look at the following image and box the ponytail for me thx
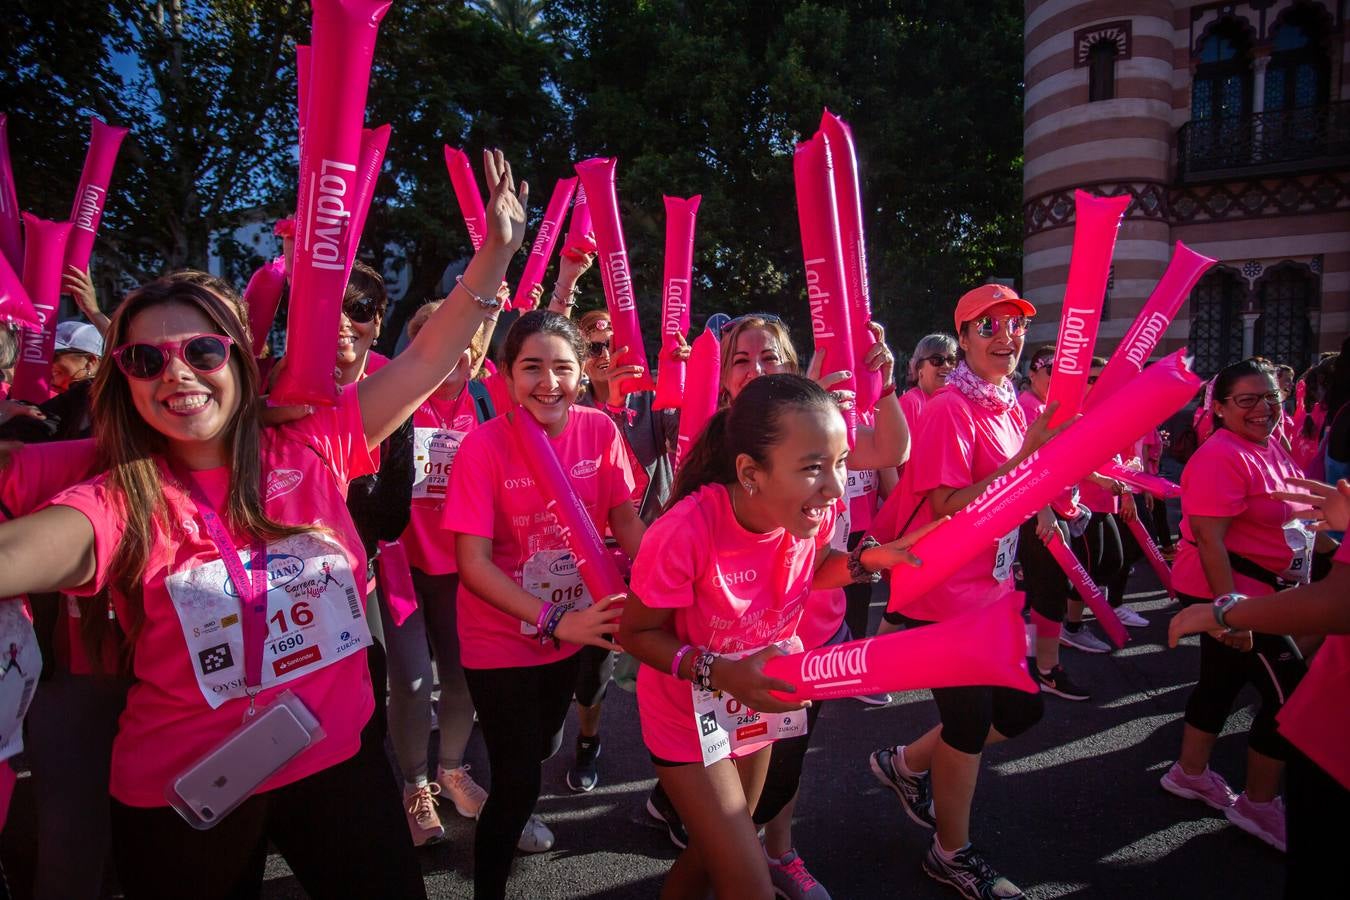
[666,409,734,510]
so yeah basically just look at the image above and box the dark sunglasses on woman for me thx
[923,354,957,368]
[112,334,235,380]
[586,340,612,359]
[343,296,381,324]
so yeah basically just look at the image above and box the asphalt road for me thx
[2,566,1286,899]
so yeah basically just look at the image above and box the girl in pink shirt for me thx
[1169,475,1347,894]
[445,309,644,900]
[0,149,528,899]
[869,284,1059,900]
[621,373,925,900]
[1161,358,1334,854]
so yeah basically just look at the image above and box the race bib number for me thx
[1281,519,1315,584]
[993,528,1019,582]
[830,504,851,552]
[691,643,808,767]
[167,533,372,710]
[413,426,466,501]
[0,600,40,763]
[520,549,593,636]
[846,468,876,501]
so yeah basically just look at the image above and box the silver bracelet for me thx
[455,274,502,311]
[551,288,577,308]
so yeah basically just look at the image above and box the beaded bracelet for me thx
[456,274,503,311]
[551,288,577,308]
[671,644,696,678]
[692,651,718,692]
[541,604,568,645]
[848,536,883,584]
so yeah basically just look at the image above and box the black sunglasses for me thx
[344,296,381,325]
[586,340,612,359]
[923,354,957,368]
[113,334,235,380]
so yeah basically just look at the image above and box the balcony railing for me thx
[1177,101,1350,182]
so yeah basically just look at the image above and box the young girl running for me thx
[445,309,645,900]
[621,373,924,900]
[0,148,526,899]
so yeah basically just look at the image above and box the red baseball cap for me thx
[953,284,1036,333]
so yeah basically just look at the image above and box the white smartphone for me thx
[169,700,315,829]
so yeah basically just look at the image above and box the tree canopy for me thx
[1,0,1024,357]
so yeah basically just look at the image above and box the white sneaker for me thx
[1115,606,1149,627]
[437,764,488,819]
[1059,626,1111,654]
[517,814,555,853]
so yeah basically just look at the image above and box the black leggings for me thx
[1286,746,1350,897]
[110,732,424,900]
[464,653,582,900]
[1018,517,1070,622]
[1178,593,1306,759]
[1074,512,1126,607]
[574,644,616,708]
[752,623,847,826]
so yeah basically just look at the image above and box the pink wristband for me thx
[671,644,695,678]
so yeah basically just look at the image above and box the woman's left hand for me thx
[1035,506,1057,541]
[1120,492,1138,523]
[865,516,949,571]
[668,331,692,363]
[862,321,895,388]
[1271,477,1350,533]
[482,149,528,253]
[1168,604,1224,648]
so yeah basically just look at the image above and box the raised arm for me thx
[0,506,97,597]
[359,150,527,446]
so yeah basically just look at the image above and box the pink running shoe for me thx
[1159,762,1237,811]
[1226,793,1286,852]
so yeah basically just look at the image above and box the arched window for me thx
[1088,39,1116,102]
[1255,263,1317,373]
[1193,20,1253,123]
[1188,268,1246,378]
[1266,15,1330,113]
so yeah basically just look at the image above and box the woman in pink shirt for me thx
[0,149,527,899]
[869,284,1059,900]
[1161,358,1333,853]
[901,332,958,429]
[445,309,645,900]
[1169,475,1346,894]
[621,373,924,900]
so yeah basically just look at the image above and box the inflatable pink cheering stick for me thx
[0,114,20,272]
[1085,242,1216,411]
[377,540,419,628]
[675,327,720,467]
[1291,379,1307,437]
[1043,529,1127,647]
[1124,513,1173,597]
[1100,460,1181,500]
[63,117,129,274]
[272,0,392,407]
[652,195,701,411]
[244,256,287,356]
[9,216,73,403]
[1043,191,1130,427]
[818,110,882,413]
[574,157,656,396]
[794,134,858,444]
[444,146,487,251]
[508,409,628,602]
[0,252,38,329]
[296,44,311,152]
[885,351,1201,613]
[766,593,1035,701]
[561,183,596,261]
[512,176,577,311]
[341,123,390,283]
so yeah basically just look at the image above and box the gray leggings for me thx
[380,569,477,783]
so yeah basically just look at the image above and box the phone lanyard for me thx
[180,478,269,712]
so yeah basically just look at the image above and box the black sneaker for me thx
[923,840,1024,899]
[868,746,935,829]
[566,737,601,793]
[1035,665,1090,701]
[645,784,688,849]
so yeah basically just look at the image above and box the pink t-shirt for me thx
[899,387,928,431]
[483,370,514,416]
[401,389,482,576]
[888,386,1026,622]
[632,483,837,762]
[50,386,377,807]
[1016,388,1044,422]
[443,405,635,670]
[1277,540,1350,790]
[846,412,879,533]
[1173,427,1308,598]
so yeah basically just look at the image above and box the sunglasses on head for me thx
[586,340,612,359]
[720,312,786,336]
[1030,357,1053,373]
[1224,390,1286,410]
[967,315,1029,339]
[923,354,957,368]
[343,296,381,325]
[113,334,235,380]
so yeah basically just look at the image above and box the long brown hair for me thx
[83,272,309,669]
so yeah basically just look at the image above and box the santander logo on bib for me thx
[266,468,304,501]
[571,457,600,478]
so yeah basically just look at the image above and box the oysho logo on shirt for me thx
[571,458,600,478]
[504,477,536,490]
[712,569,758,589]
[266,468,304,501]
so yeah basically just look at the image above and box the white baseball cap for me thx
[54,321,104,357]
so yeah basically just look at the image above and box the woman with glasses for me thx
[1161,357,1335,853]
[870,284,1059,900]
[0,149,527,898]
[901,333,958,427]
